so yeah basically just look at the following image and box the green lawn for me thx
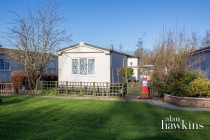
[0,96,210,140]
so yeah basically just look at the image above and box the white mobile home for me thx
[57,42,139,83]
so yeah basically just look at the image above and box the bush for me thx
[188,77,210,97]
[39,88,58,96]
[162,71,200,97]
[121,67,134,81]
[11,70,28,93]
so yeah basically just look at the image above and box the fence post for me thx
[66,81,68,94]
[40,81,43,93]
[35,79,39,94]
[93,82,95,96]
[122,83,124,98]
[56,81,58,94]
[106,82,109,97]
[80,82,82,95]
[0,82,2,94]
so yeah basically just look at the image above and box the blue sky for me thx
[0,0,210,52]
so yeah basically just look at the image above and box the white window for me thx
[72,58,95,75]
[72,59,79,74]
[88,59,95,75]
[0,59,10,71]
[80,58,87,75]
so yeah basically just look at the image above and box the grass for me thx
[0,96,210,140]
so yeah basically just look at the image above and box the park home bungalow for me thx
[57,42,139,83]
[190,44,210,79]
[0,47,58,82]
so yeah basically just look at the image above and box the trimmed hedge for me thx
[188,77,210,97]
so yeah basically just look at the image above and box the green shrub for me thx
[121,67,134,81]
[188,77,210,97]
[40,88,58,96]
[162,71,200,97]
[162,78,189,97]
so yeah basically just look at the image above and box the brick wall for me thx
[164,94,210,108]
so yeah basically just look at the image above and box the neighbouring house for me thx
[57,42,139,83]
[0,47,58,82]
[189,44,210,79]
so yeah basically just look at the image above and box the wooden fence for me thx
[127,82,141,96]
[39,81,125,97]
[0,80,159,98]
[0,82,14,94]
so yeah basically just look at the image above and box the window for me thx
[0,59,4,70]
[80,58,87,75]
[123,59,127,67]
[72,58,95,75]
[72,59,79,74]
[88,59,95,74]
[46,68,57,74]
[0,59,9,70]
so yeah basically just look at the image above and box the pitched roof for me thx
[57,42,135,57]
[0,47,57,58]
[192,45,210,55]
[0,48,19,54]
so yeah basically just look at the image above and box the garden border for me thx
[164,93,210,108]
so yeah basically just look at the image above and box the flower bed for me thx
[164,94,210,108]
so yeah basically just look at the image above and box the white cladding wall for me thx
[58,46,110,82]
[127,58,139,81]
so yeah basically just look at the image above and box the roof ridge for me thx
[57,42,135,57]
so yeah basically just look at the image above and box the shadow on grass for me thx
[1,96,32,105]
[0,96,209,140]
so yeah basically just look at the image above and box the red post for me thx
[142,80,149,92]
[141,80,150,98]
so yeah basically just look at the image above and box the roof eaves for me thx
[192,45,210,54]
[57,42,135,57]
[110,50,135,57]
[84,43,110,52]
[57,44,79,52]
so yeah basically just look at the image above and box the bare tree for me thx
[3,4,71,89]
[136,38,143,59]
[134,34,153,67]
[118,43,123,52]
[203,30,210,46]
[151,28,202,82]
[134,47,153,66]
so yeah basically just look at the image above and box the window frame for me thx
[0,58,10,71]
[71,58,95,76]
[72,58,79,75]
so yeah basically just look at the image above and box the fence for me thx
[127,81,160,97]
[0,80,159,98]
[149,81,159,97]
[0,82,14,94]
[39,81,125,97]
[127,82,141,96]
